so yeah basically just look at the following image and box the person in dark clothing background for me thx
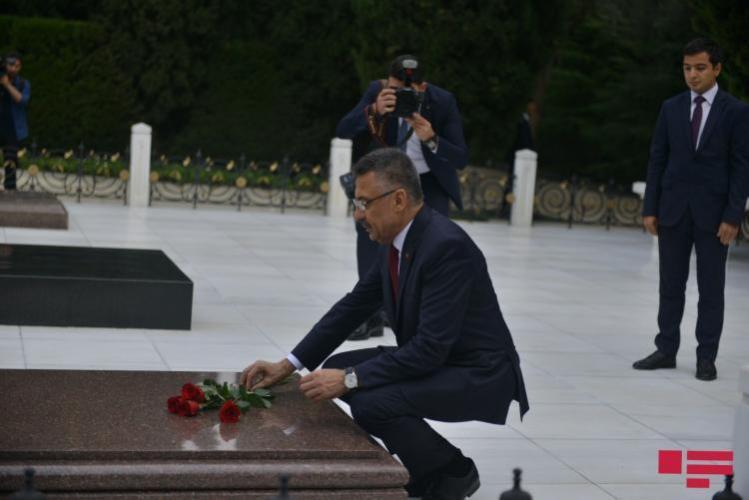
[336,55,468,340]
[0,53,31,191]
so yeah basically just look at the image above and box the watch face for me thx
[344,372,357,389]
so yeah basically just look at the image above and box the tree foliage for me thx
[0,0,746,182]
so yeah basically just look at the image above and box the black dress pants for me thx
[323,347,461,482]
[655,208,729,362]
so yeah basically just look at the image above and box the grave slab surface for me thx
[0,369,408,499]
[0,244,193,329]
[0,191,68,229]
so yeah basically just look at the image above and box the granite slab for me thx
[0,370,408,499]
[0,244,193,329]
[0,191,68,229]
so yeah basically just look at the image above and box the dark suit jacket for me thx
[292,207,529,424]
[643,88,749,231]
[336,80,469,210]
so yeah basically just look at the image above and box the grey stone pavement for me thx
[1,199,747,499]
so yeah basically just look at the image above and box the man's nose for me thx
[353,207,365,221]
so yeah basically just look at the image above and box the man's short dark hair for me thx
[389,55,424,83]
[683,38,723,66]
[353,148,423,203]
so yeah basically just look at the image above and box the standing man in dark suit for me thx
[634,38,749,380]
[337,55,469,340]
[241,148,528,500]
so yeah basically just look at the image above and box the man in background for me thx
[336,55,468,340]
[634,38,749,380]
[0,53,31,191]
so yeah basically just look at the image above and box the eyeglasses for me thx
[352,189,397,212]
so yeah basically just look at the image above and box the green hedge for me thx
[0,15,136,151]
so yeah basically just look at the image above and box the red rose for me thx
[178,399,200,417]
[167,396,182,414]
[219,400,241,423]
[181,383,206,403]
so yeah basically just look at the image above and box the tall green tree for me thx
[690,0,749,101]
[537,0,695,183]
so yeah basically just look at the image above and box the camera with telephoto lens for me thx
[392,57,423,118]
[393,86,423,118]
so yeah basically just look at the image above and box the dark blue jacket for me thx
[1,75,31,141]
[292,207,529,424]
[643,89,749,231]
[336,81,469,210]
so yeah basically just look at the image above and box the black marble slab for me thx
[0,244,193,329]
[0,370,408,499]
[0,191,68,229]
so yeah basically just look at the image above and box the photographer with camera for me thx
[336,55,468,340]
[0,53,31,191]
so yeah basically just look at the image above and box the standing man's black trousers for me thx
[655,208,728,362]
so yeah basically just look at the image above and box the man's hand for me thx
[717,222,739,246]
[299,369,347,401]
[0,75,8,87]
[643,216,658,235]
[240,359,295,390]
[406,113,435,142]
[374,87,396,116]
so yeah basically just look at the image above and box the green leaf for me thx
[203,378,218,387]
[236,400,251,411]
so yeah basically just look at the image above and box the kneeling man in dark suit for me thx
[241,148,529,500]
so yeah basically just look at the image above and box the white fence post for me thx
[128,123,152,208]
[735,365,749,496]
[327,138,352,218]
[510,149,538,227]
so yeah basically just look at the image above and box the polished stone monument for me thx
[0,370,408,499]
[0,244,192,329]
[0,191,68,229]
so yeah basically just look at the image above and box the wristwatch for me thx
[422,135,439,153]
[343,367,358,390]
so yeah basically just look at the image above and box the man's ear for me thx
[394,188,408,211]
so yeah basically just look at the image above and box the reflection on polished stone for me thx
[0,243,193,329]
[0,369,408,499]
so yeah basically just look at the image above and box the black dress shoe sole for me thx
[632,361,676,370]
[695,371,717,381]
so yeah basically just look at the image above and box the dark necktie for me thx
[397,119,411,151]
[389,245,399,302]
[691,95,706,149]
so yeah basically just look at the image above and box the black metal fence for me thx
[7,143,749,239]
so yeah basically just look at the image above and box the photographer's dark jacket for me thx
[336,80,468,210]
[0,75,31,141]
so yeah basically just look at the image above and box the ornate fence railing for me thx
[7,144,748,239]
[457,167,646,229]
[10,144,328,212]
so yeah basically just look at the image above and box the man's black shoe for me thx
[347,321,371,341]
[632,350,676,370]
[696,359,717,381]
[367,320,384,338]
[423,458,480,500]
